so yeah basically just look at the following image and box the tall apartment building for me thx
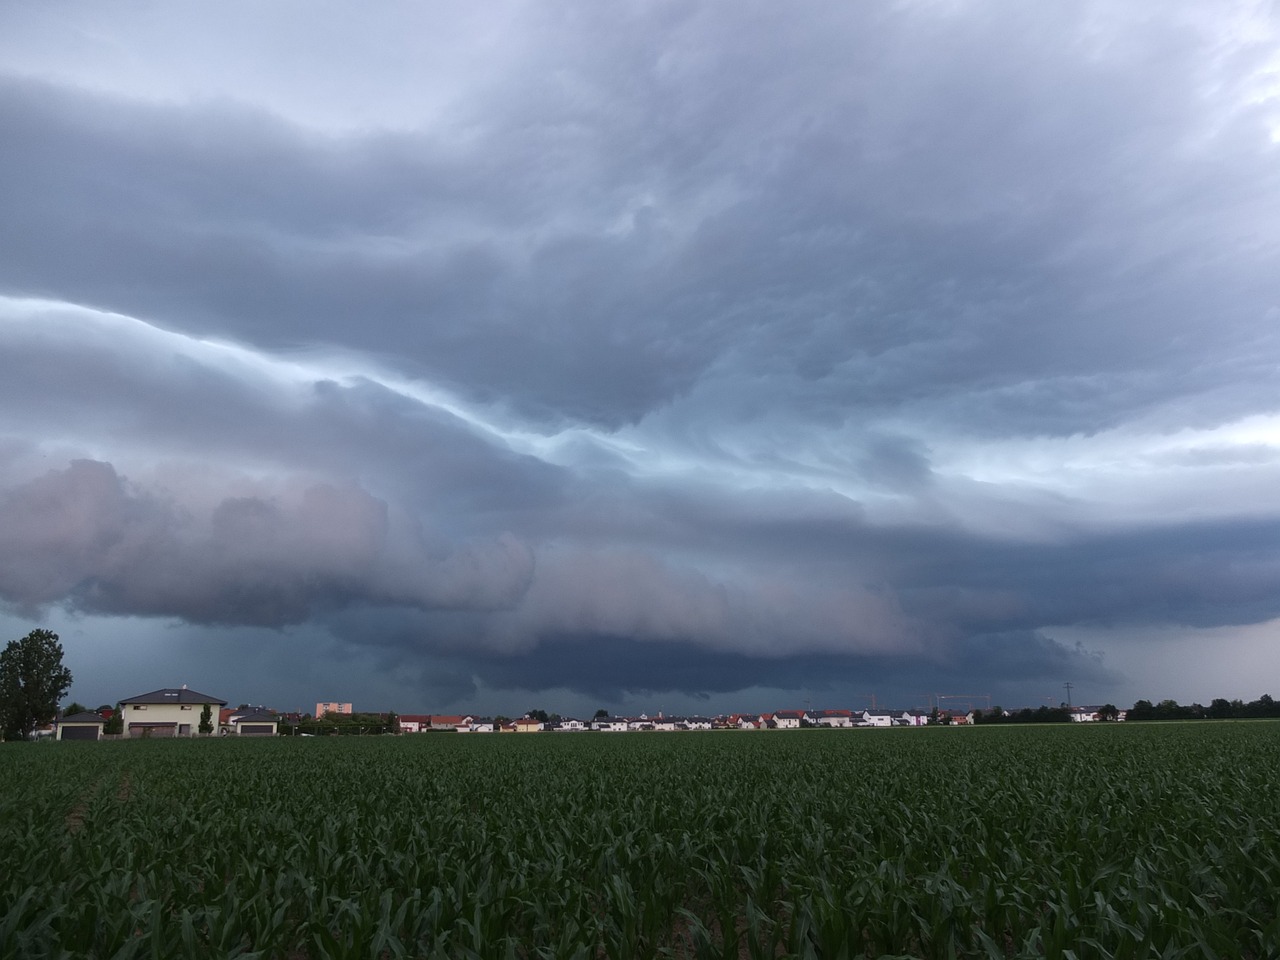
[315,701,353,717]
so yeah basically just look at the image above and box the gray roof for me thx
[120,687,227,705]
[60,711,106,724]
[232,710,278,723]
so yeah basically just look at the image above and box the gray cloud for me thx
[0,459,534,626]
[1,1,1279,710]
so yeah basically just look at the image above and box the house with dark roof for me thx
[56,711,106,741]
[228,710,278,736]
[773,710,808,729]
[119,685,227,738]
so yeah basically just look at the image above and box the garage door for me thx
[61,726,99,740]
[240,724,274,736]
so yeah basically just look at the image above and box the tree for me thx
[593,708,609,720]
[198,703,214,735]
[63,701,88,718]
[1207,698,1233,720]
[104,704,123,736]
[0,629,74,741]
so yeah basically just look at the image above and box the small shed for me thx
[57,711,106,741]
[230,710,279,736]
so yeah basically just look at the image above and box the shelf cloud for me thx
[2,0,1279,712]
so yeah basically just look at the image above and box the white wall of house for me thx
[232,719,278,736]
[123,702,216,737]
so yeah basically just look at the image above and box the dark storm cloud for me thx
[2,1,1279,708]
[4,3,1277,435]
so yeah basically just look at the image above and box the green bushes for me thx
[2,724,1278,958]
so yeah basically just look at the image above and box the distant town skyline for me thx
[3,1,1279,715]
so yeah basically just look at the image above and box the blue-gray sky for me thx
[2,1,1279,716]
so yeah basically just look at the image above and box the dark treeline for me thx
[972,706,1075,724]
[1127,695,1280,721]
[971,695,1280,724]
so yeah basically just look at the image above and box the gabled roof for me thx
[120,687,227,705]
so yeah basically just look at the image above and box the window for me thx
[133,705,147,711]
[181,705,192,711]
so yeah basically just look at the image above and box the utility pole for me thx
[1063,682,1073,708]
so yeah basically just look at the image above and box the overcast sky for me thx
[2,1,1279,716]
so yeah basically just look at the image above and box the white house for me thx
[592,717,630,732]
[56,711,106,741]
[685,717,714,730]
[773,710,807,729]
[898,711,930,727]
[229,709,278,736]
[554,718,588,732]
[120,686,227,738]
[860,711,895,727]
[1070,706,1126,722]
[430,715,471,731]
[812,709,854,728]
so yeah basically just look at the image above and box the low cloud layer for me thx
[1,1,1279,710]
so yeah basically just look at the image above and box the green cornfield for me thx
[3,723,1278,959]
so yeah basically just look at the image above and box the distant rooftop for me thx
[119,686,227,706]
